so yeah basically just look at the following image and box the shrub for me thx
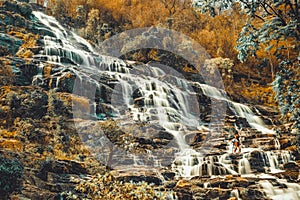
[64,172,175,199]
[0,155,24,199]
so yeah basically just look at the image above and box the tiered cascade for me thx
[29,11,300,200]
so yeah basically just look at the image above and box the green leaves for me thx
[236,21,259,62]
[0,155,24,197]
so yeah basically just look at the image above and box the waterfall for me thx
[238,154,251,174]
[199,83,275,134]
[32,11,203,165]
[172,149,292,178]
[260,179,300,200]
[30,13,298,200]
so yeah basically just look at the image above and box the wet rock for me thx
[117,175,162,185]
[3,0,32,18]
[240,186,267,200]
[280,138,291,149]
[161,172,176,181]
[283,162,299,171]
[206,188,231,199]
[56,73,76,93]
[17,64,39,85]
[175,188,193,200]
[37,159,87,181]
[0,33,23,55]
[235,117,250,128]
[156,131,174,140]
[134,96,145,107]
[164,180,177,188]
[249,150,268,173]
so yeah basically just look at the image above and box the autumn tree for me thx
[85,8,100,44]
[52,0,67,19]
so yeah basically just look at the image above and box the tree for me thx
[195,0,300,130]
[85,8,101,44]
[52,0,67,19]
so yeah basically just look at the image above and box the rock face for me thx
[0,1,299,200]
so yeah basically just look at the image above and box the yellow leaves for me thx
[148,49,159,61]
[71,171,171,199]
[0,139,23,152]
[8,30,24,39]
[75,183,87,193]
[53,148,69,160]
[0,129,17,138]
[16,49,34,58]
[0,86,12,97]
[240,83,276,107]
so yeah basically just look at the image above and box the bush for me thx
[0,155,24,199]
[64,172,175,199]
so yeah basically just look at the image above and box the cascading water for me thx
[260,179,300,200]
[32,10,200,165]
[30,11,299,199]
[238,154,251,174]
[199,83,275,134]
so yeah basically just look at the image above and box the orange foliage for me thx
[0,130,17,138]
[0,139,23,152]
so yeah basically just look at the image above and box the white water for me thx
[260,179,300,200]
[238,154,251,174]
[199,83,275,134]
[230,189,241,200]
[173,149,292,178]
[31,11,299,199]
[33,10,201,167]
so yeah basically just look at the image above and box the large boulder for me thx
[2,1,32,18]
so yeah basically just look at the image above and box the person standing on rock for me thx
[232,133,241,153]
